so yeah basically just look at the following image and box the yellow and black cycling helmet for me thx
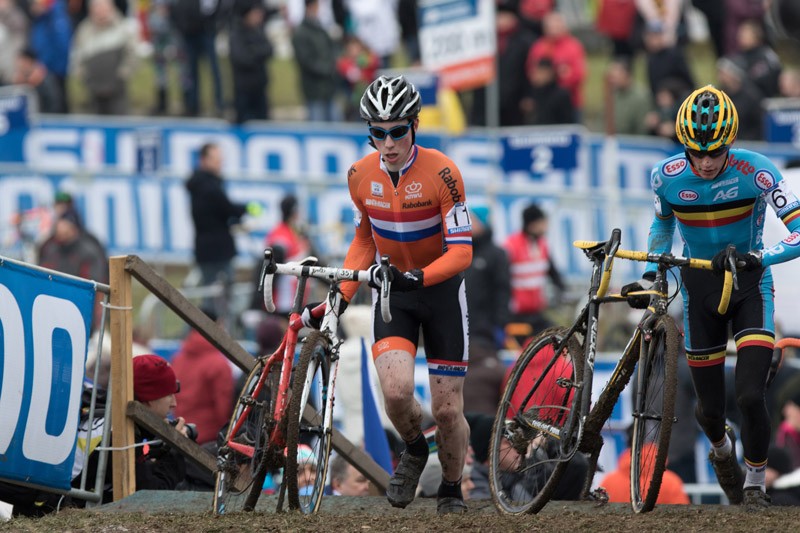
[675,85,738,152]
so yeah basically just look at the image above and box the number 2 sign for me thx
[0,259,95,491]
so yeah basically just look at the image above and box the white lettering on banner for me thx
[23,295,85,465]
[0,175,54,220]
[166,181,193,252]
[447,140,499,184]
[305,138,360,178]
[85,178,138,249]
[0,284,25,455]
[139,179,165,250]
[24,129,82,171]
[243,136,302,178]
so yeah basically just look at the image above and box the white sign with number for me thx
[419,0,496,90]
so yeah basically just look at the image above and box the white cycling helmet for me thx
[359,75,422,122]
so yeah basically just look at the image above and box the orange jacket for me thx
[599,446,690,505]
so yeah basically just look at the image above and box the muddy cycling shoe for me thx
[436,497,468,515]
[386,450,428,508]
[709,425,744,505]
[743,487,771,510]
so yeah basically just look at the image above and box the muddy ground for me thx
[1,492,798,532]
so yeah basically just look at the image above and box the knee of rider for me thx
[383,387,415,410]
[431,403,463,429]
[694,402,724,427]
[735,387,765,413]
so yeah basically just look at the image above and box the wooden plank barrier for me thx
[109,255,390,501]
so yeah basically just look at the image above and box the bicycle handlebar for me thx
[259,249,392,323]
[573,239,735,314]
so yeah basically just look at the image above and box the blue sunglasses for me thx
[369,124,411,141]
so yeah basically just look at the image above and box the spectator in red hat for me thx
[0,354,193,515]
[80,354,192,502]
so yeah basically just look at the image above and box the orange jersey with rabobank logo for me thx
[341,145,472,301]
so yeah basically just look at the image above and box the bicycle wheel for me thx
[630,315,680,513]
[489,327,584,515]
[213,357,281,515]
[285,331,333,514]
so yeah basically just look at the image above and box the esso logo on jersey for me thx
[662,159,687,177]
[755,170,776,191]
[783,232,800,247]
[679,189,699,202]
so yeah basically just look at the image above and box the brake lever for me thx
[260,248,278,313]
[379,255,392,323]
[724,244,739,291]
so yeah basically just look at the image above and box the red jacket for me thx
[265,222,310,314]
[599,446,690,505]
[527,33,587,108]
[171,330,234,445]
[504,231,552,315]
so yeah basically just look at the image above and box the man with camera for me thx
[0,354,196,516]
[129,354,195,492]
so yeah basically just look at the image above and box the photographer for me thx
[131,354,192,491]
[75,354,195,504]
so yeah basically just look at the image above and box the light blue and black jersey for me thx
[644,148,800,278]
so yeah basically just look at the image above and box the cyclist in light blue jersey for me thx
[636,85,800,509]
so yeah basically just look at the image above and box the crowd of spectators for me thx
[0,0,796,138]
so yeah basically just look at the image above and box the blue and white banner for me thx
[1,118,798,284]
[763,98,800,146]
[0,258,95,490]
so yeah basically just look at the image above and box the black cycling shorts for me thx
[680,266,775,367]
[371,273,469,377]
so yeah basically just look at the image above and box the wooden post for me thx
[109,255,136,501]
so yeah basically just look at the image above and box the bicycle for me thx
[488,228,736,515]
[212,250,392,515]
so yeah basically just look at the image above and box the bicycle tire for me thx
[213,357,281,515]
[285,331,333,514]
[630,315,679,513]
[489,327,584,515]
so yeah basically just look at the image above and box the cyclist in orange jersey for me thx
[301,75,473,514]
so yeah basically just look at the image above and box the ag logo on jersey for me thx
[713,187,738,201]
[371,181,384,198]
[754,170,776,191]
[679,189,699,202]
[662,158,687,177]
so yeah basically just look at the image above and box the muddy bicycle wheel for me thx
[213,357,281,515]
[489,327,584,515]
[285,331,333,514]
[630,315,679,513]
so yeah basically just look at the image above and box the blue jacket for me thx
[30,0,72,78]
